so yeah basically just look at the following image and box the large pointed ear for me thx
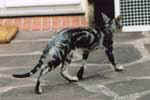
[101,12,111,24]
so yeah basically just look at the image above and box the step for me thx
[13,31,55,42]
[0,41,47,55]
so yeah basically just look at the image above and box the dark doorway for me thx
[94,0,115,19]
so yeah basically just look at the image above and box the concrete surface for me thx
[0,31,150,100]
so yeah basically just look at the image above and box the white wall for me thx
[5,0,81,7]
[0,0,5,8]
[0,0,84,17]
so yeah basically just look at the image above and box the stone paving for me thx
[0,31,150,100]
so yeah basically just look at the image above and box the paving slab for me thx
[14,31,55,41]
[86,44,142,64]
[0,55,40,67]
[0,41,46,54]
[0,67,31,75]
[116,61,150,77]
[15,31,144,43]
[0,31,150,100]
[0,44,141,67]
[0,77,17,87]
[0,64,111,86]
[139,94,150,100]
[114,32,144,43]
[0,64,114,100]
[1,83,105,100]
[144,44,150,54]
[106,79,150,96]
[0,77,34,88]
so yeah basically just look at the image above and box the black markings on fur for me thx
[105,48,116,66]
[12,73,30,78]
[12,17,122,94]
[13,61,43,78]
[83,51,89,60]
[77,51,89,80]
[77,66,84,80]
[35,80,42,94]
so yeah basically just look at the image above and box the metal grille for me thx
[120,0,150,26]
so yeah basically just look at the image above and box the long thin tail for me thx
[13,63,42,78]
[13,44,50,78]
[13,72,30,78]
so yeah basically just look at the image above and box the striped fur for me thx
[13,15,124,94]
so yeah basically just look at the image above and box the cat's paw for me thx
[115,65,124,72]
[68,76,79,82]
[35,81,43,94]
[35,87,43,94]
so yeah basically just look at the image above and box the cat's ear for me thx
[101,12,111,24]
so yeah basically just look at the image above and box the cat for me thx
[13,13,124,94]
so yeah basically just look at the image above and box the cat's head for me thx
[102,13,122,33]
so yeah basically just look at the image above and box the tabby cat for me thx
[13,13,124,94]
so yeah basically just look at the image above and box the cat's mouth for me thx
[118,25,123,32]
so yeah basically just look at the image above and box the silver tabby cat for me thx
[13,13,124,94]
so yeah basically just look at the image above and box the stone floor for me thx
[0,31,150,100]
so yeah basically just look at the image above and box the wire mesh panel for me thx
[115,0,150,32]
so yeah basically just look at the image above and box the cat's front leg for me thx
[60,52,79,82]
[103,32,124,72]
[60,61,79,82]
[105,47,124,72]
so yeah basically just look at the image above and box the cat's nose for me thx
[118,21,123,30]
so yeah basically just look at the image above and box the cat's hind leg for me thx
[77,51,89,80]
[35,64,52,94]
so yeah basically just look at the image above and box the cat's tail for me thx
[12,63,42,78]
[13,45,50,78]
[13,72,31,78]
